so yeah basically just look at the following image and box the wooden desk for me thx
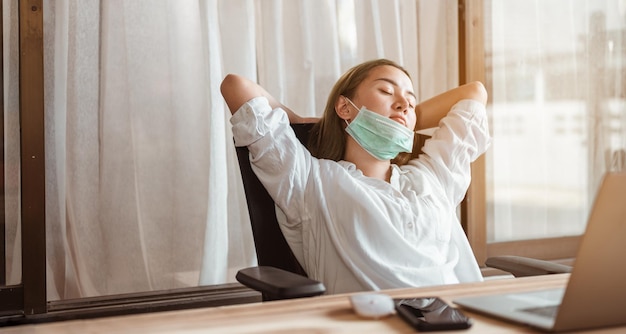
[2,274,624,333]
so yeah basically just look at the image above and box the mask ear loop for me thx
[342,96,359,126]
[343,96,360,112]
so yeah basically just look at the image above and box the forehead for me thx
[362,65,414,93]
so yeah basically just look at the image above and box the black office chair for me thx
[234,123,570,301]
[235,123,326,301]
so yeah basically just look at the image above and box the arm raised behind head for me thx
[415,81,488,130]
[220,74,318,123]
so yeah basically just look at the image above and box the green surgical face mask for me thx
[344,97,415,161]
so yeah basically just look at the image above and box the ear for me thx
[335,95,352,121]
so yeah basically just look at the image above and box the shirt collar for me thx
[338,160,404,190]
[389,164,405,189]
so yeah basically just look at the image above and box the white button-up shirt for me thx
[231,96,491,294]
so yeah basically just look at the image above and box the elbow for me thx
[220,73,242,97]
[220,74,247,114]
[465,81,488,105]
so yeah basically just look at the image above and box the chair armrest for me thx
[485,256,572,277]
[236,266,326,301]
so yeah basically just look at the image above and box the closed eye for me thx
[406,96,416,109]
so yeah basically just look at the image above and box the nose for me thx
[394,98,409,114]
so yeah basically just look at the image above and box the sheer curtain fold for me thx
[4,0,24,287]
[214,0,259,284]
[415,0,457,100]
[6,0,456,299]
[45,0,103,299]
[199,0,234,285]
[254,0,430,116]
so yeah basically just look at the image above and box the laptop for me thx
[454,172,626,332]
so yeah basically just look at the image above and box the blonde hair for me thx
[308,58,418,165]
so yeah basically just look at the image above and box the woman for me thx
[221,59,490,294]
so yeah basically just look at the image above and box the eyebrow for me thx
[374,78,417,100]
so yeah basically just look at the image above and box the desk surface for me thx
[2,274,624,333]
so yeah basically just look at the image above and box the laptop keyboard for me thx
[520,305,560,318]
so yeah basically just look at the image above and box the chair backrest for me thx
[235,123,314,277]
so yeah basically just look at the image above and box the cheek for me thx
[408,112,418,130]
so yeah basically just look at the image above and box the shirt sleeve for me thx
[230,96,311,227]
[411,99,491,205]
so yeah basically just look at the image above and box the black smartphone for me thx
[394,297,472,331]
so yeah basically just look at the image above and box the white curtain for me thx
[4,0,458,299]
[3,0,21,287]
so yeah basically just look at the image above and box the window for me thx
[462,0,626,264]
